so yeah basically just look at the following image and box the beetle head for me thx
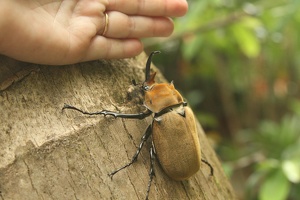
[142,51,161,90]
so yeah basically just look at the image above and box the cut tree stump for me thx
[0,53,236,200]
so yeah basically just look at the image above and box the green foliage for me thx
[259,168,290,200]
[256,115,300,158]
[230,17,261,58]
[245,108,300,200]
[144,0,300,199]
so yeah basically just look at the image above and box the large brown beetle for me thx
[63,51,213,199]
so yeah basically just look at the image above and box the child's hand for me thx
[0,0,188,65]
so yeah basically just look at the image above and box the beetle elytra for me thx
[63,51,213,199]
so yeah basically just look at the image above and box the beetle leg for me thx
[145,145,156,200]
[108,125,152,178]
[132,79,137,86]
[183,101,188,107]
[62,104,152,119]
[201,159,214,176]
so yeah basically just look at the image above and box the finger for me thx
[72,0,107,34]
[103,11,173,38]
[106,0,188,17]
[82,37,144,60]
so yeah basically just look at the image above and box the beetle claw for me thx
[108,173,114,180]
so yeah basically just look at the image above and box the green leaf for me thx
[282,159,300,183]
[231,22,261,58]
[182,35,203,60]
[282,144,300,183]
[259,169,290,200]
[289,99,300,116]
[257,159,279,171]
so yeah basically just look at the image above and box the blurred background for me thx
[144,0,300,199]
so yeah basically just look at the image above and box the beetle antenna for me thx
[145,51,161,82]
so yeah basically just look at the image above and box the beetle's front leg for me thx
[62,103,152,119]
[108,125,152,179]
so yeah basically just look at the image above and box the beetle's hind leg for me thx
[145,145,156,200]
[108,125,152,178]
[201,159,214,176]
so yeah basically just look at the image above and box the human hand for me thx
[0,0,188,65]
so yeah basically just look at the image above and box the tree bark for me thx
[0,53,236,200]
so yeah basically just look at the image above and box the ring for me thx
[102,12,109,36]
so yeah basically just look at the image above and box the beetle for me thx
[63,51,213,199]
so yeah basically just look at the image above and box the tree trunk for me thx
[0,53,236,200]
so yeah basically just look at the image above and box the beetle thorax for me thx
[144,82,184,113]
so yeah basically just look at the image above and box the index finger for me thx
[106,0,188,17]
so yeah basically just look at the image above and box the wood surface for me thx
[0,53,236,200]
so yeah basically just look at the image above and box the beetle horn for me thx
[145,51,161,82]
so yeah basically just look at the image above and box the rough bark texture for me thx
[0,53,236,200]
